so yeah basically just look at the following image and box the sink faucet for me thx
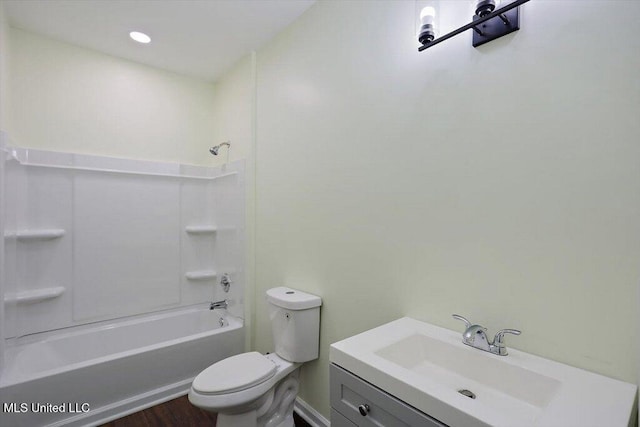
[210,299,229,310]
[452,314,521,356]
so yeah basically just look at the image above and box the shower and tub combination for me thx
[0,143,246,427]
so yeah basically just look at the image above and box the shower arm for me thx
[221,142,230,164]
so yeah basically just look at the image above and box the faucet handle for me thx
[452,314,471,329]
[493,329,521,355]
[494,328,521,342]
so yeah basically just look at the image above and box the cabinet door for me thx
[330,364,448,427]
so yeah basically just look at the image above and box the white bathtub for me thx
[0,306,244,427]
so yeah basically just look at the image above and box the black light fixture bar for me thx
[418,0,530,52]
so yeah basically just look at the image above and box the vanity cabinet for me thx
[330,364,448,427]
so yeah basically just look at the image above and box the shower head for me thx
[209,141,231,156]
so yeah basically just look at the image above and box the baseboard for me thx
[294,397,330,427]
[47,378,193,427]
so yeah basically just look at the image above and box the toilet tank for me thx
[266,287,322,363]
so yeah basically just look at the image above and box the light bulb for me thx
[420,6,436,25]
[418,6,437,46]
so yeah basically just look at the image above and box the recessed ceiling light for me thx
[129,31,151,44]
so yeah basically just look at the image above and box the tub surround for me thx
[0,147,248,426]
[2,147,246,337]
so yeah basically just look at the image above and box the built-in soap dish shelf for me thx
[4,229,66,241]
[185,270,217,281]
[185,225,217,235]
[4,286,65,304]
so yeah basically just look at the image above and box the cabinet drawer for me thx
[330,363,448,427]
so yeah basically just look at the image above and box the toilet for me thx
[189,287,322,427]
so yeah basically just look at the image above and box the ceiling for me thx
[3,0,315,82]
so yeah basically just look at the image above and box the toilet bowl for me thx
[189,287,321,427]
[189,352,300,427]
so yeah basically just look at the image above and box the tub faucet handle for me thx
[220,273,231,293]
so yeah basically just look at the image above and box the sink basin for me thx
[330,317,637,427]
[376,333,561,425]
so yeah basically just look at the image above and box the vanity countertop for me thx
[330,317,637,427]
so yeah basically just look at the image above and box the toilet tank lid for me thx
[266,287,322,310]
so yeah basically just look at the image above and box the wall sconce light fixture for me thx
[418,0,530,52]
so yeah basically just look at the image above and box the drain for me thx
[458,389,476,399]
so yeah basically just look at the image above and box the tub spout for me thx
[210,299,228,310]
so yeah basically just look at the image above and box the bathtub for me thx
[0,305,244,427]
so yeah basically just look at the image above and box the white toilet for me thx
[189,287,322,427]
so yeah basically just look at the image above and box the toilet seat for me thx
[192,352,277,395]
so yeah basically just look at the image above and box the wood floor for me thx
[99,395,312,427]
